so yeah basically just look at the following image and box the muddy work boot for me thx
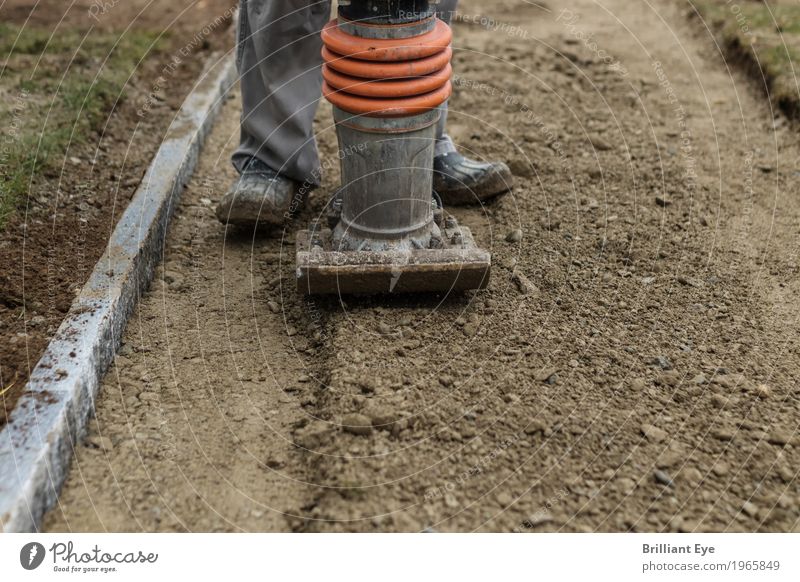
[216,158,302,227]
[433,151,514,206]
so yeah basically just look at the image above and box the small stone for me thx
[359,379,377,394]
[511,269,539,295]
[657,371,680,387]
[617,477,636,495]
[267,301,280,314]
[776,465,793,483]
[682,467,703,485]
[524,420,547,435]
[654,469,674,488]
[767,429,792,446]
[710,394,729,409]
[741,501,759,518]
[589,135,613,151]
[505,229,523,243]
[28,315,46,327]
[286,326,298,337]
[712,461,729,477]
[438,375,454,388]
[342,413,373,436]
[497,492,513,507]
[294,421,333,449]
[368,409,397,431]
[692,374,707,385]
[669,516,685,532]
[535,367,559,384]
[656,448,683,469]
[378,322,392,335]
[444,493,459,508]
[630,378,646,391]
[655,196,671,207]
[462,322,479,337]
[712,373,751,391]
[713,428,735,441]
[265,454,285,469]
[755,384,771,399]
[677,275,700,287]
[648,356,673,370]
[641,423,668,442]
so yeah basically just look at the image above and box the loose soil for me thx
[44,0,800,532]
[0,0,236,426]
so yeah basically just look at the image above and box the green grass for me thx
[694,2,800,35]
[0,24,162,229]
[693,1,800,116]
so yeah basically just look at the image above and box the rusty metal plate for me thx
[296,225,491,295]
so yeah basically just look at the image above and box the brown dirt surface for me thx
[0,0,236,426]
[45,0,800,532]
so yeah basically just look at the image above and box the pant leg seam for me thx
[236,0,248,70]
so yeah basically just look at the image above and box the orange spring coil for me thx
[320,17,453,118]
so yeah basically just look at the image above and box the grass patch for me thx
[694,1,800,36]
[0,24,163,229]
[693,1,800,117]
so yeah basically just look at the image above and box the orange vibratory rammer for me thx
[295,1,491,296]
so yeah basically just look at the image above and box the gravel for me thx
[505,229,523,243]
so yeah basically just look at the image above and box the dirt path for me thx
[44,0,800,532]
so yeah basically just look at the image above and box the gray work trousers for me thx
[232,0,458,185]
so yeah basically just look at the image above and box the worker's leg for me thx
[435,0,458,156]
[232,0,331,185]
[431,0,514,205]
[219,0,510,226]
[218,1,331,227]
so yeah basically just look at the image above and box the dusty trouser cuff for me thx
[435,134,457,157]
